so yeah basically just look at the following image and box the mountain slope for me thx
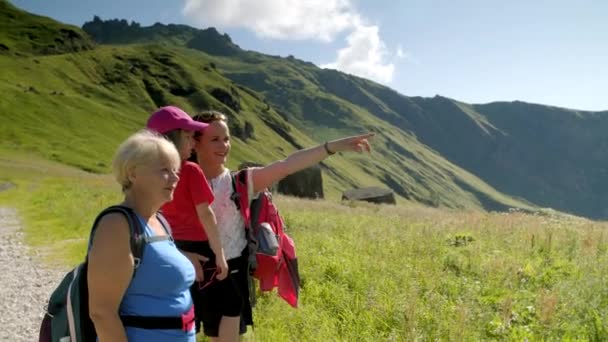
[10,6,607,217]
[0,0,94,55]
[333,79,608,218]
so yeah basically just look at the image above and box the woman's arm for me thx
[180,250,208,282]
[88,213,134,342]
[196,203,229,280]
[252,133,374,193]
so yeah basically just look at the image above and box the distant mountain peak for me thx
[186,27,241,56]
[82,17,242,56]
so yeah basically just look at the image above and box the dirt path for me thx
[0,207,64,341]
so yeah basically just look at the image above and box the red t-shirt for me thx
[161,161,214,241]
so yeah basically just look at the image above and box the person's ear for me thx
[127,165,137,184]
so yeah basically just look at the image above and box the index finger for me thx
[356,132,375,140]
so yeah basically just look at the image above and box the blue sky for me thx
[11,0,608,111]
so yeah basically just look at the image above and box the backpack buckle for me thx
[230,191,241,210]
[181,306,195,332]
[133,257,141,269]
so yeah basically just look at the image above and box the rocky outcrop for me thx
[277,166,324,199]
[342,187,396,205]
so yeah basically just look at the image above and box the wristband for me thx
[324,141,335,155]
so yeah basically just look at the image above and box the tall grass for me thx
[1,158,607,340]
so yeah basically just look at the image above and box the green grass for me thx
[2,157,607,340]
[262,198,608,341]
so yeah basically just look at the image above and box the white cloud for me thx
[183,0,397,84]
[182,0,355,42]
[396,45,405,59]
[322,22,395,83]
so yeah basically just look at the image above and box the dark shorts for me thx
[175,240,253,337]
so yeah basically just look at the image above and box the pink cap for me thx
[146,106,208,134]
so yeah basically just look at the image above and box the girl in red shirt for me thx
[146,106,229,333]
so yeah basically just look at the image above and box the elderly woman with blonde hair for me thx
[87,130,197,341]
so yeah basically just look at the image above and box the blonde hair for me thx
[112,129,180,191]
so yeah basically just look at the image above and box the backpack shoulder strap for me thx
[231,169,251,228]
[249,192,264,231]
[232,170,260,282]
[88,205,146,271]
[156,211,173,240]
[231,169,265,232]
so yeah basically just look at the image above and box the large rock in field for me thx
[342,187,396,205]
[277,166,324,199]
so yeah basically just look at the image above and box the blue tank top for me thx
[118,216,196,341]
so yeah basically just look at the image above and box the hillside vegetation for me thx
[0,0,94,55]
[80,12,608,218]
[1,0,535,212]
[1,155,607,340]
[2,1,608,218]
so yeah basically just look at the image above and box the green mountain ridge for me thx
[3,1,608,218]
[82,16,243,58]
[0,0,94,55]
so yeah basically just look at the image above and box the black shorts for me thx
[175,240,253,337]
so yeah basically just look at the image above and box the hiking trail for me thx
[0,207,64,341]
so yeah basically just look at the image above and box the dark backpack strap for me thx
[88,205,146,274]
[230,172,241,210]
[249,195,264,233]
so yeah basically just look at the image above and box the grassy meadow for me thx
[1,154,608,341]
[3,2,608,340]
